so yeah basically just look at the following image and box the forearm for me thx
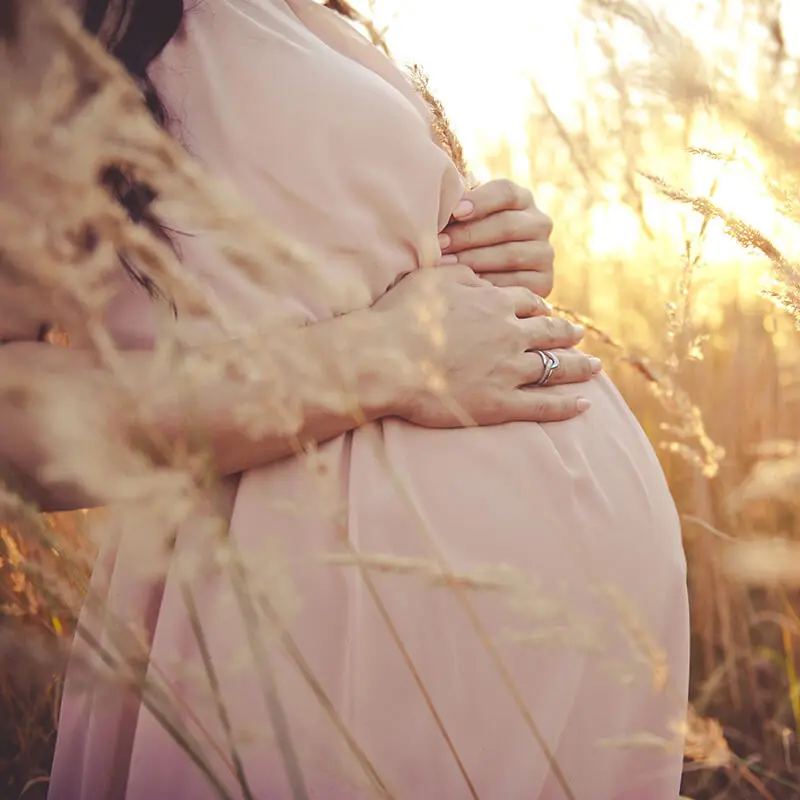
[0,308,404,512]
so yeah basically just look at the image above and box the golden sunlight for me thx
[8,5,800,798]
[366,0,794,267]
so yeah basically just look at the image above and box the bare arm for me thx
[0,266,594,514]
[0,308,400,513]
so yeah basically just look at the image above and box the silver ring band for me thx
[531,350,560,386]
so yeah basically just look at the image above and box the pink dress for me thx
[49,1,689,798]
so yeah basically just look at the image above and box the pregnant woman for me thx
[1,1,689,798]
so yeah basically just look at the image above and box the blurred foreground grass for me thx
[4,258,798,799]
[6,0,800,798]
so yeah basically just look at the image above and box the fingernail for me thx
[576,398,592,412]
[589,357,602,373]
[438,233,451,251]
[452,200,474,219]
[439,254,459,265]
[572,324,585,337]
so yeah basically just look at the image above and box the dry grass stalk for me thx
[325,3,473,184]
[319,551,521,591]
[407,65,471,182]
[349,438,580,800]
[552,303,724,478]
[324,0,392,57]
[9,0,800,796]
[565,2,800,796]
[641,172,800,328]
[681,706,734,769]
[0,2,370,795]
[0,0,328,337]
[0,3,510,797]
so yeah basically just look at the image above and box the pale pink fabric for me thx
[49,1,689,798]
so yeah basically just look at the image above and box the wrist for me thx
[349,307,416,422]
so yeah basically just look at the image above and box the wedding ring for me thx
[531,350,560,386]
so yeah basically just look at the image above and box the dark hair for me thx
[81,0,383,125]
[78,1,185,296]
[81,0,374,296]
[82,0,184,125]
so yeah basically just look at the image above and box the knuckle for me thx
[556,316,574,338]
[498,178,517,207]
[550,399,576,420]
[537,212,554,238]
[541,316,559,339]
[510,317,530,346]
[491,284,514,309]
[529,397,572,422]
[506,244,528,269]
[574,356,592,380]
[539,274,555,299]
[527,397,549,419]
[509,272,530,291]
[521,187,535,206]
[511,215,534,240]
[459,224,474,247]
[482,271,510,288]
[439,263,473,286]
[515,274,541,296]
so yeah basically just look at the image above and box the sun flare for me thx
[361,0,795,268]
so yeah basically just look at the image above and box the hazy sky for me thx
[361,0,800,263]
[369,0,585,159]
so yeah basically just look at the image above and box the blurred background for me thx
[379,0,800,796]
[4,0,800,797]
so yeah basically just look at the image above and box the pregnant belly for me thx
[368,374,683,578]
[221,374,689,799]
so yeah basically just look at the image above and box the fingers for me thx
[508,393,592,423]
[511,349,601,388]
[419,263,485,288]
[517,315,585,350]
[480,269,555,299]
[450,179,535,222]
[448,238,554,270]
[499,286,551,318]
[443,264,488,287]
[440,210,549,254]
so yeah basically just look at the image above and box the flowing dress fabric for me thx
[49,1,690,798]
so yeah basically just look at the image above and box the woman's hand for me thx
[438,179,555,298]
[373,265,599,427]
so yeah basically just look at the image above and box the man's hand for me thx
[438,179,555,298]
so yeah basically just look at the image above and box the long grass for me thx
[5,0,800,798]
